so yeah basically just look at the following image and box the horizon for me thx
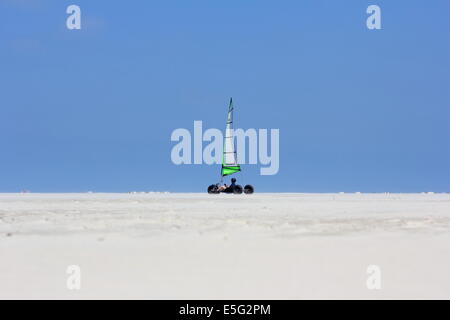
[1,191,447,195]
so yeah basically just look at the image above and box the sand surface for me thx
[1,193,449,299]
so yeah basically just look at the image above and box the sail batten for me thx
[221,98,241,177]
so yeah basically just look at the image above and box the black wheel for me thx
[233,184,243,194]
[244,184,254,194]
[208,184,219,194]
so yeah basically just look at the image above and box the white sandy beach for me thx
[0,192,449,299]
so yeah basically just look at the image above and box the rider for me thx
[217,178,237,192]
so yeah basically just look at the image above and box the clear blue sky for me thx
[1,0,449,192]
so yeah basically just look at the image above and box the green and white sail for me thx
[221,98,241,177]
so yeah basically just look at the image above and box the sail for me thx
[221,98,241,176]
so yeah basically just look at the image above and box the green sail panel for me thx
[221,165,241,177]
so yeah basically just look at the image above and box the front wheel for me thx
[244,184,254,194]
[233,185,243,194]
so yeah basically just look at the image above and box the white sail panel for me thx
[223,107,238,165]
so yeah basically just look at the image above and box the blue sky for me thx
[1,0,450,192]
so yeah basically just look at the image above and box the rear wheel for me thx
[208,184,219,194]
[244,184,254,194]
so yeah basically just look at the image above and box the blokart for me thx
[207,98,254,195]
